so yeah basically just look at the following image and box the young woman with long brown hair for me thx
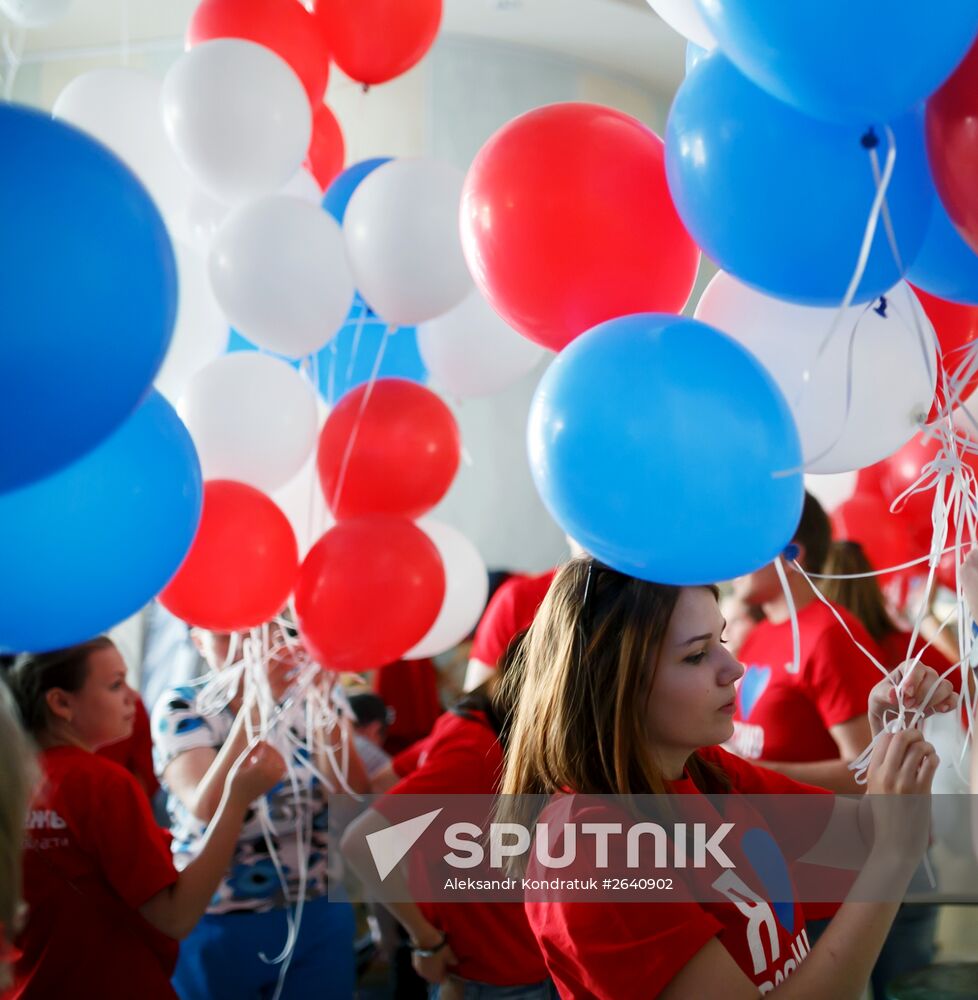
[501,559,956,999]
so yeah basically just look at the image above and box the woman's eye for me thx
[684,650,708,665]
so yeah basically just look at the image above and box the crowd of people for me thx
[0,493,975,999]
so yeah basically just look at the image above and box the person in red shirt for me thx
[2,637,285,1000]
[342,633,555,998]
[500,558,955,998]
[730,493,884,793]
[464,569,557,692]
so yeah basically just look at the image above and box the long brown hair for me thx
[500,559,729,805]
[819,541,896,643]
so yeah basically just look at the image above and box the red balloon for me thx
[460,103,699,352]
[830,493,918,584]
[911,285,978,415]
[294,516,445,671]
[188,0,331,107]
[305,104,345,190]
[313,0,441,86]
[317,378,460,520]
[881,433,945,531]
[159,480,299,631]
[926,37,978,255]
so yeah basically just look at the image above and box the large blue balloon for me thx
[321,157,392,225]
[527,314,804,585]
[0,103,177,493]
[695,0,978,125]
[666,54,932,306]
[228,294,427,404]
[0,391,202,653]
[907,186,978,305]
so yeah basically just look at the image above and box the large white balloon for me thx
[272,402,333,557]
[0,0,70,27]
[695,273,936,474]
[418,291,547,398]
[161,39,311,206]
[181,352,318,493]
[209,195,354,358]
[405,519,489,660]
[646,0,715,48]
[53,69,195,241]
[344,158,473,326]
[155,244,228,403]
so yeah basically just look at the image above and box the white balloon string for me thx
[346,301,368,382]
[325,338,338,407]
[329,323,391,512]
[1,24,25,100]
[774,130,898,478]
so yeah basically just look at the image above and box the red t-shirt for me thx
[731,600,883,764]
[10,746,179,1000]
[382,711,548,987]
[96,699,160,802]
[525,747,826,999]
[470,570,557,670]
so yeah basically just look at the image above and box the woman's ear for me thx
[44,688,74,724]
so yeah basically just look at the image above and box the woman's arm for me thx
[662,728,937,1000]
[140,741,285,939]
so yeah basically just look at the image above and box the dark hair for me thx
[793,491,832,574]
[348,692,391,730]
[452,627,526,748]
[819,541,896,643]
[4,638,113,736]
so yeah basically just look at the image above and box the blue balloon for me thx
[665,54,932,306]
[907,186,978,305]
[227,294,427,403]
[0,103,177,493]
[0,391,202,653]
[321,157,392,225]
[527,314,803,585]
[685,41,707,76]
[695,0,978,125]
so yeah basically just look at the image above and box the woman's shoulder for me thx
[697,745,827,795]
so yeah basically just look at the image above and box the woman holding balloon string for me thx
[498,559,957,999]
[2,637,285,999]
[152,621,370,1000]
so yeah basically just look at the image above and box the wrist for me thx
[409,924,445,952]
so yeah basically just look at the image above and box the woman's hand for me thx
[227,741,286,808]
[411,934,458,985]
[868,660,956,736]
[865,728,938,861]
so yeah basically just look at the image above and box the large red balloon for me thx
[831,493,917,584]
[294,516,445,671]
[305,103,345,190]
[159,480,299,631]
[926,37,978,255]
[460,103,699,352]
[188,0,331,106]
[313,0,441,86]
[317,378,460,520]
[911,285,978,415]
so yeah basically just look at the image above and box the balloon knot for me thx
[873,295,888,318]
[860,128,880,150]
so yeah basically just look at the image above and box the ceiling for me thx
[6,0,685,93]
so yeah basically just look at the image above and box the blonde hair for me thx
[500,560,729,815]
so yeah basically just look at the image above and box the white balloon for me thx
[180,188,230,254]
[405,519,489,660]
[209,195,355,358]
[272,402,333,557]
[0,0,70,27]
[418,291,546,398]
[803,471,858,514]
[161,39,312,206]
[344,158,473,326]
[646,0,715,48]
[280,168,323,205]
[155,244,228,403]
[182,352,318,493]
[53,69,195,241]
[695,272,936,474]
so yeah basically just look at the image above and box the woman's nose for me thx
[718,646,744,684]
